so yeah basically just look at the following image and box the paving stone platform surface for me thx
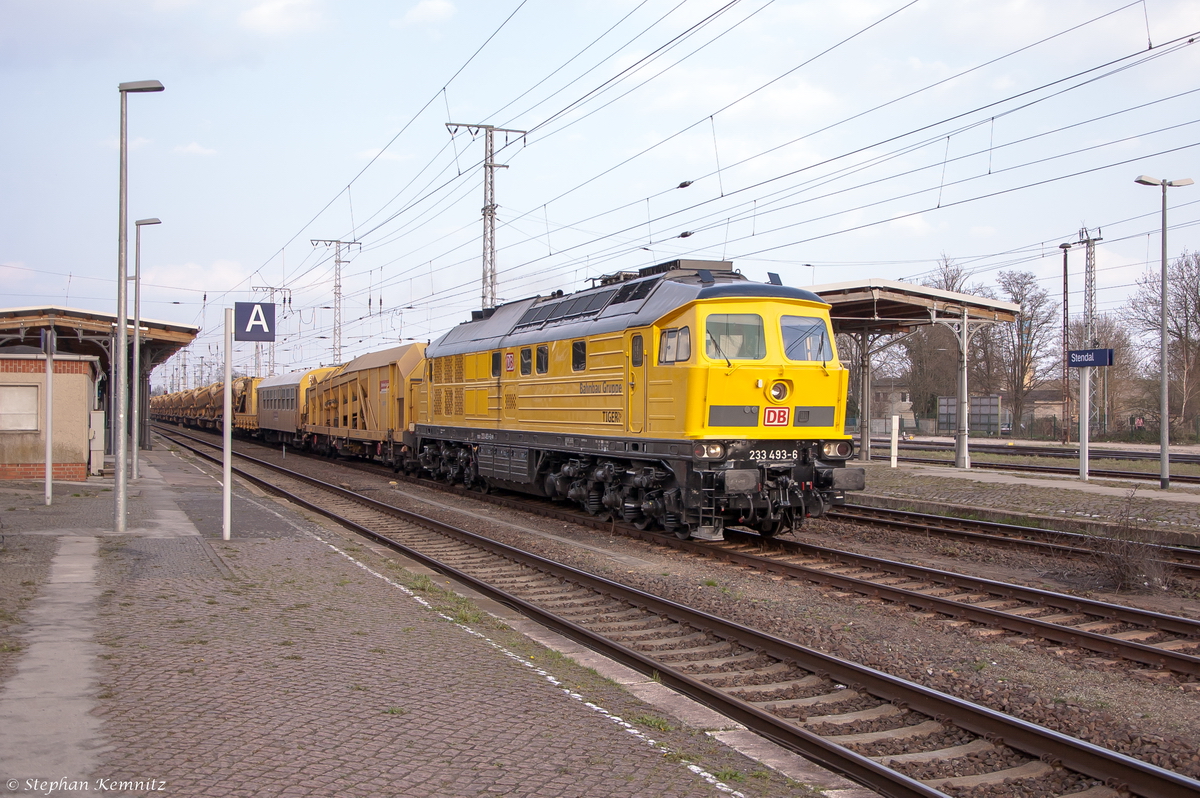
[0,447,819,798]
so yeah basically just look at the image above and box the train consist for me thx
[151,259,864,539]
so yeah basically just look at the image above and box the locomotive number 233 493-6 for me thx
[748,448,799,461]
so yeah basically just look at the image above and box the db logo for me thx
[505,352,515,372]
[763,406,790,426]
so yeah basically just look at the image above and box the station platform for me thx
[0,446,873,798]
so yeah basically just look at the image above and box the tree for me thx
[996,270,1059,426]
[1126,250,1200,432]
[1068,314,1139,433]
[901,257,976,421]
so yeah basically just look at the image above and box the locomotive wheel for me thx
[475,479,491,495]
[632,516,654,531]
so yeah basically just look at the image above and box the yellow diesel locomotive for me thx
[411,259,863,539]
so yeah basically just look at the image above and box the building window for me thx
[631,334,643,367]
[536,345,548,374]
[0,385,39,431]
[520,347,532,376]
[571,340,586,371]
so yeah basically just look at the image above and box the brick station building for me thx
[0,306,198,481]
[0,348,102,480]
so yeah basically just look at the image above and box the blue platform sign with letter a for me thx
[1068,348,1113,368]
[234,302,276,342]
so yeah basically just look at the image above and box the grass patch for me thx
[701,578,719,587]
[281,654,303,660]
[630,714,673,732]
[713,768,745,783]
[383,706,407,715]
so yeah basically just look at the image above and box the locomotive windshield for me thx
[705,314,765,360]
[781,315,834,362]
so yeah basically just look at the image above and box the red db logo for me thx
[505,352,515,372]
[763,407,790,426]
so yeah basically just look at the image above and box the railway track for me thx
[156,426,1200,798]
[157,424,1200,677]
[870,454,1200,485]
[872,439,1200,466]
[827,505,1200,580]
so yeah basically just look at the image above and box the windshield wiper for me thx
[706,330,732,368]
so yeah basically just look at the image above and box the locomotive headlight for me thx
[693,442,725,459]
[822,441,853,458]
[769,381,789,402]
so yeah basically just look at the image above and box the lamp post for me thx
[131,217,161,481]
[1059,242,1071,445]
[1134,174,1193,490]
[115,80,164,534]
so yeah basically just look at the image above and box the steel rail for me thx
[877,454,1200,485]
[157,424,1200,674]
[158,427,1200,798]
[829,505,1200,578]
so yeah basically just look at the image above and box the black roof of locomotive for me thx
[425,261,828,359]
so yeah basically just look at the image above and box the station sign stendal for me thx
[1067,348,1113,368]
[234,302,276,342]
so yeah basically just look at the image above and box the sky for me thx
[2,0,1199,389]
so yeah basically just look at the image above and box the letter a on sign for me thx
[234,302,276,342]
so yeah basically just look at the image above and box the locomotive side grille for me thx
[444,389,454,416]
[454,354,464,382]
[504,392,517,410]
[453,387,464,416]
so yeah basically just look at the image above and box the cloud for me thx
[393,0,455,28]
[239,0,322,35]
[174,142,217,156]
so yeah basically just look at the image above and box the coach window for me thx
[536,345,549,374]
[631,334,643,367]
[657,326,690,364]
[572,340,587,371]
[491,351,502,377]
[706,314,765,360]
[520,347,532,376]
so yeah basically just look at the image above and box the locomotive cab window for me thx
[536,345,549,374]
[782,316,834,362]
[657,327,690,364]
[631,334,643,367]
[491,351,502,377]
[571,340,587,371]
[520,347,532,375]
[705,314,765,360]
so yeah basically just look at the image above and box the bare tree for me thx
[1126,250,1200,432]
[997,270,1059,425]
[901,256,980,421]
[1068,314,1140,433]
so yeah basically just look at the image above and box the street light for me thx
[131,217,161,481]
[115,79,164,534]
[1134,174,1193,490]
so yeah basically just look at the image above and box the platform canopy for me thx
[809,279,1020,468]
[0,305,198,377]
[813,278,1019,334]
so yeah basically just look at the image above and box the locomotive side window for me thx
[657,327,690,364]
[520,347,532,375]
[631,334,643,367]
[781,316,834,362]
[706,314,765,360]
[491,351,501,377]
[536,345,548,374]
[572,340,587,371]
